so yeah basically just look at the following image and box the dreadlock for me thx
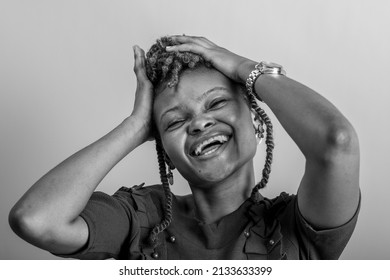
[146,36,211,88]
[144,36,274,246]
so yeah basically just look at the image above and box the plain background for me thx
[1,0,389,260]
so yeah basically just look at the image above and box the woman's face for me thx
[153,67,258,187]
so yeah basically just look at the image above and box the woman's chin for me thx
[189,165,237,186]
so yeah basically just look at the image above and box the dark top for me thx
[56,184,360,260]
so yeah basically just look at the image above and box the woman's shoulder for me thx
[261,192,296,219]
[111,183,165,200]
[264,192,295,207]
[112,183,193,211]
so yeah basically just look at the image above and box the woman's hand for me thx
[131,45,154,142]
[166,35,256,83]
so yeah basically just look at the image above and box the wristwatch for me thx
[246,61,286,102]
[256,61,286,76]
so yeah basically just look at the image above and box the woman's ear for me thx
[251,111,261,130]
[163,149,175,185]
[163,150,176,170]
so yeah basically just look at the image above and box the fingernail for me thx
[165,46,173,50]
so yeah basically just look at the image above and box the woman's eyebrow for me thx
[196,86,228,102]
[160,105,182,122]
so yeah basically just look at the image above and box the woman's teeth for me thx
[202,146,219,156]
[193,135,229,156]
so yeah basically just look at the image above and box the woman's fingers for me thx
[166,35,250,83]
[133,45,150,83]
[170,34,205,44]
[131,45,154,141]
[170,35,213,47]
[165,35,218,62]
[165,43,206,56]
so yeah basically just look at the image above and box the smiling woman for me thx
[153,67,259,185]
[8,35,360,260]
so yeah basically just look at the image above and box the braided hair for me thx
[144,36,274,247]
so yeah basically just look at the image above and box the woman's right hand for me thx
[131,45,154,142]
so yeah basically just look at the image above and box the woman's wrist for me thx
[243,61,288,102]
[237,59,257,84]
[122,115,152,145]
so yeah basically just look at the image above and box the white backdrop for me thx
[1,0,389,259]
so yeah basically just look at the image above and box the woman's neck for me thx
[189,160,260,224]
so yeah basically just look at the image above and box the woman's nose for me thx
[188,115,215,135]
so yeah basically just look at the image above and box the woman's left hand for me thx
[166,35,256,83]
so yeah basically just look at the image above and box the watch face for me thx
[259,61,285,75]
[264,62,282,69]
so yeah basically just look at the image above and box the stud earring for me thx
[167,166,174,185]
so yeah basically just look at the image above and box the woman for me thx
[9,35,360,259]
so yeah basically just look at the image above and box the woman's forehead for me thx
[155,68,233,101]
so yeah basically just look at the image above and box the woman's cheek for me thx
[163,131,187,161]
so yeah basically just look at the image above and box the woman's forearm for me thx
[9,45,154,253]
[243,63,360,228]
[9,116,147,238]
[240,61,358,160]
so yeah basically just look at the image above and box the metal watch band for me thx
[245,61,286,102]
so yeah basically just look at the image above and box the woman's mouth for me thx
[191,134,230,157]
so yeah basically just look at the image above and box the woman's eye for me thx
[209,99,227,109]
[167,120,185,130]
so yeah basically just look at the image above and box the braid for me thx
[247,93,275,203]
[148,136,173,247]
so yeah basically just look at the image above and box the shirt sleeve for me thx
[294,191,361,259]
[53,187,139,259]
